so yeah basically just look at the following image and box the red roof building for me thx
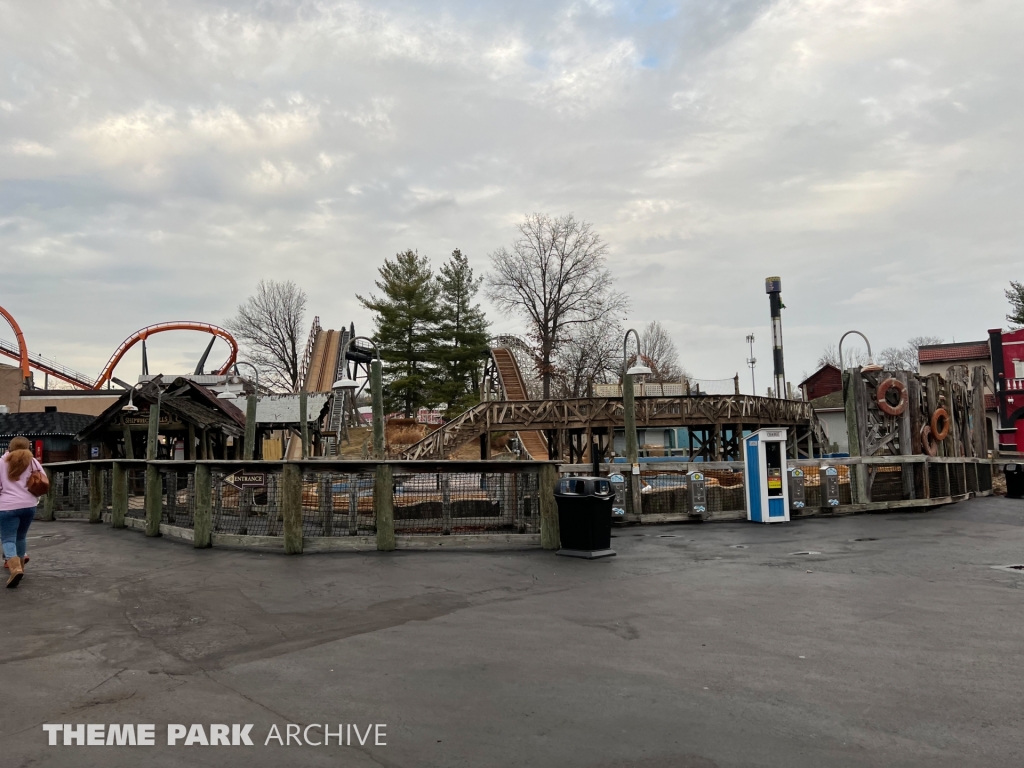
[917,341,991,377]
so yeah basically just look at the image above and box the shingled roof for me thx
[918,341,989,364]
[0,412,96,438]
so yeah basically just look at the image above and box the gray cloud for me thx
[0,0,1019,389]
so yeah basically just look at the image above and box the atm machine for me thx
[743,428,790,523]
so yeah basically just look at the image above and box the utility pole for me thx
[765,276,786,399]
[745,333,756,395]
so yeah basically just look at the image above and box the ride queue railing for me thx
[40,460,561,553]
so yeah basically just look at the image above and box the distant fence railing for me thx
[560,456,998,523]
[40,456,999,552]
[40,460,560,553]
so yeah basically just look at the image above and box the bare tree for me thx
[487,213,628,398]
[816,344,841,369]
[636,321,687,383]
[553,320,623,398]
[878,335,944,372]
[226,280,307,392]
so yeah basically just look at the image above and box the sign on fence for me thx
[225,470,267,489]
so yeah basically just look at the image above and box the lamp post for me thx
[838,330,881,372]
[334,337,385,459]
[837,330,879,505]
[218,362,259,460]
[120,382,142,460]
[622,329,652,519]
[235,362,259,461]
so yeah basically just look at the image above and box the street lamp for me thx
[622,328,645,519]
[838,330,882,373]
[334,336,385,459]
[120,382,144,460]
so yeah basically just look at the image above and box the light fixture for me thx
[861,361,883,373]
[626,364,653,377]
[332,377,358,390]
[217,391,237,399]
[121,402,139,412]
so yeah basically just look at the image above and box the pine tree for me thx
[358,250,441,417]
[436,249,490,415]
[1008,281,1024,327]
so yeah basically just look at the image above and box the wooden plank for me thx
[539,464,559,550]
[374,464,395,551]
[193,463,212,548]
[145,464,162,537]
[281,463,303,554]
[111,462,127,529]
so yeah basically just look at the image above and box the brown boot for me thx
[5,557,23,588]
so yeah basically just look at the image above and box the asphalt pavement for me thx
[2,496,1024,767]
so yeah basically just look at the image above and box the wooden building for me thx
[76,376,247,459]
[0,412,97,462]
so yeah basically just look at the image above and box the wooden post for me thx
[441,473,452,535]
[843,369,870,503]
[945,377,960,458]
[201,428,209,460]
[146,394,161,461]
[371,359,385,459]
[244,394,258,460]
[123,423,135,460]
[193,464,212,548]
[971,366,988,458]
[299,392,309,459]
[187,423,196,461]
[319,473,333,537]
[111,462,127,529]
[145,463,162,537]
[539,464,559,550]
[374,464,395,551]
[281,463,303,554]
[88,463,104,524]
[41,468,56,521]
[896,372,915,500]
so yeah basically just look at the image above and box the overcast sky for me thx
[1,0,1020,392]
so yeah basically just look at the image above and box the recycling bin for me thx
[555,476,616,559]
[1006,463,1024,499]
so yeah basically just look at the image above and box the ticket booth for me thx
[743,428,790,523]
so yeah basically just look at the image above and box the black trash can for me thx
[555,476,616,559]
[1006,463,1024,499]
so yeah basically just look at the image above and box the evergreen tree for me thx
[1007,281,1024,327]
[436,249,490,415]
[358,250,441,416]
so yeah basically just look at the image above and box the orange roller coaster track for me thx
[93,322,238,389]
[0,306,239,390]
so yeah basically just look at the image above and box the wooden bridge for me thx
[401,391,829,462]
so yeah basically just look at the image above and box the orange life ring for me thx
[921,425,937,457]
[930,408,950,441]
[876,377,908,416]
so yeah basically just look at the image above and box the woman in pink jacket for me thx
[0,437,44,588]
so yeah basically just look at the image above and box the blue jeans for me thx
[0,507,35,559]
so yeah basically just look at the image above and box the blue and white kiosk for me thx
[743,428,790,523]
